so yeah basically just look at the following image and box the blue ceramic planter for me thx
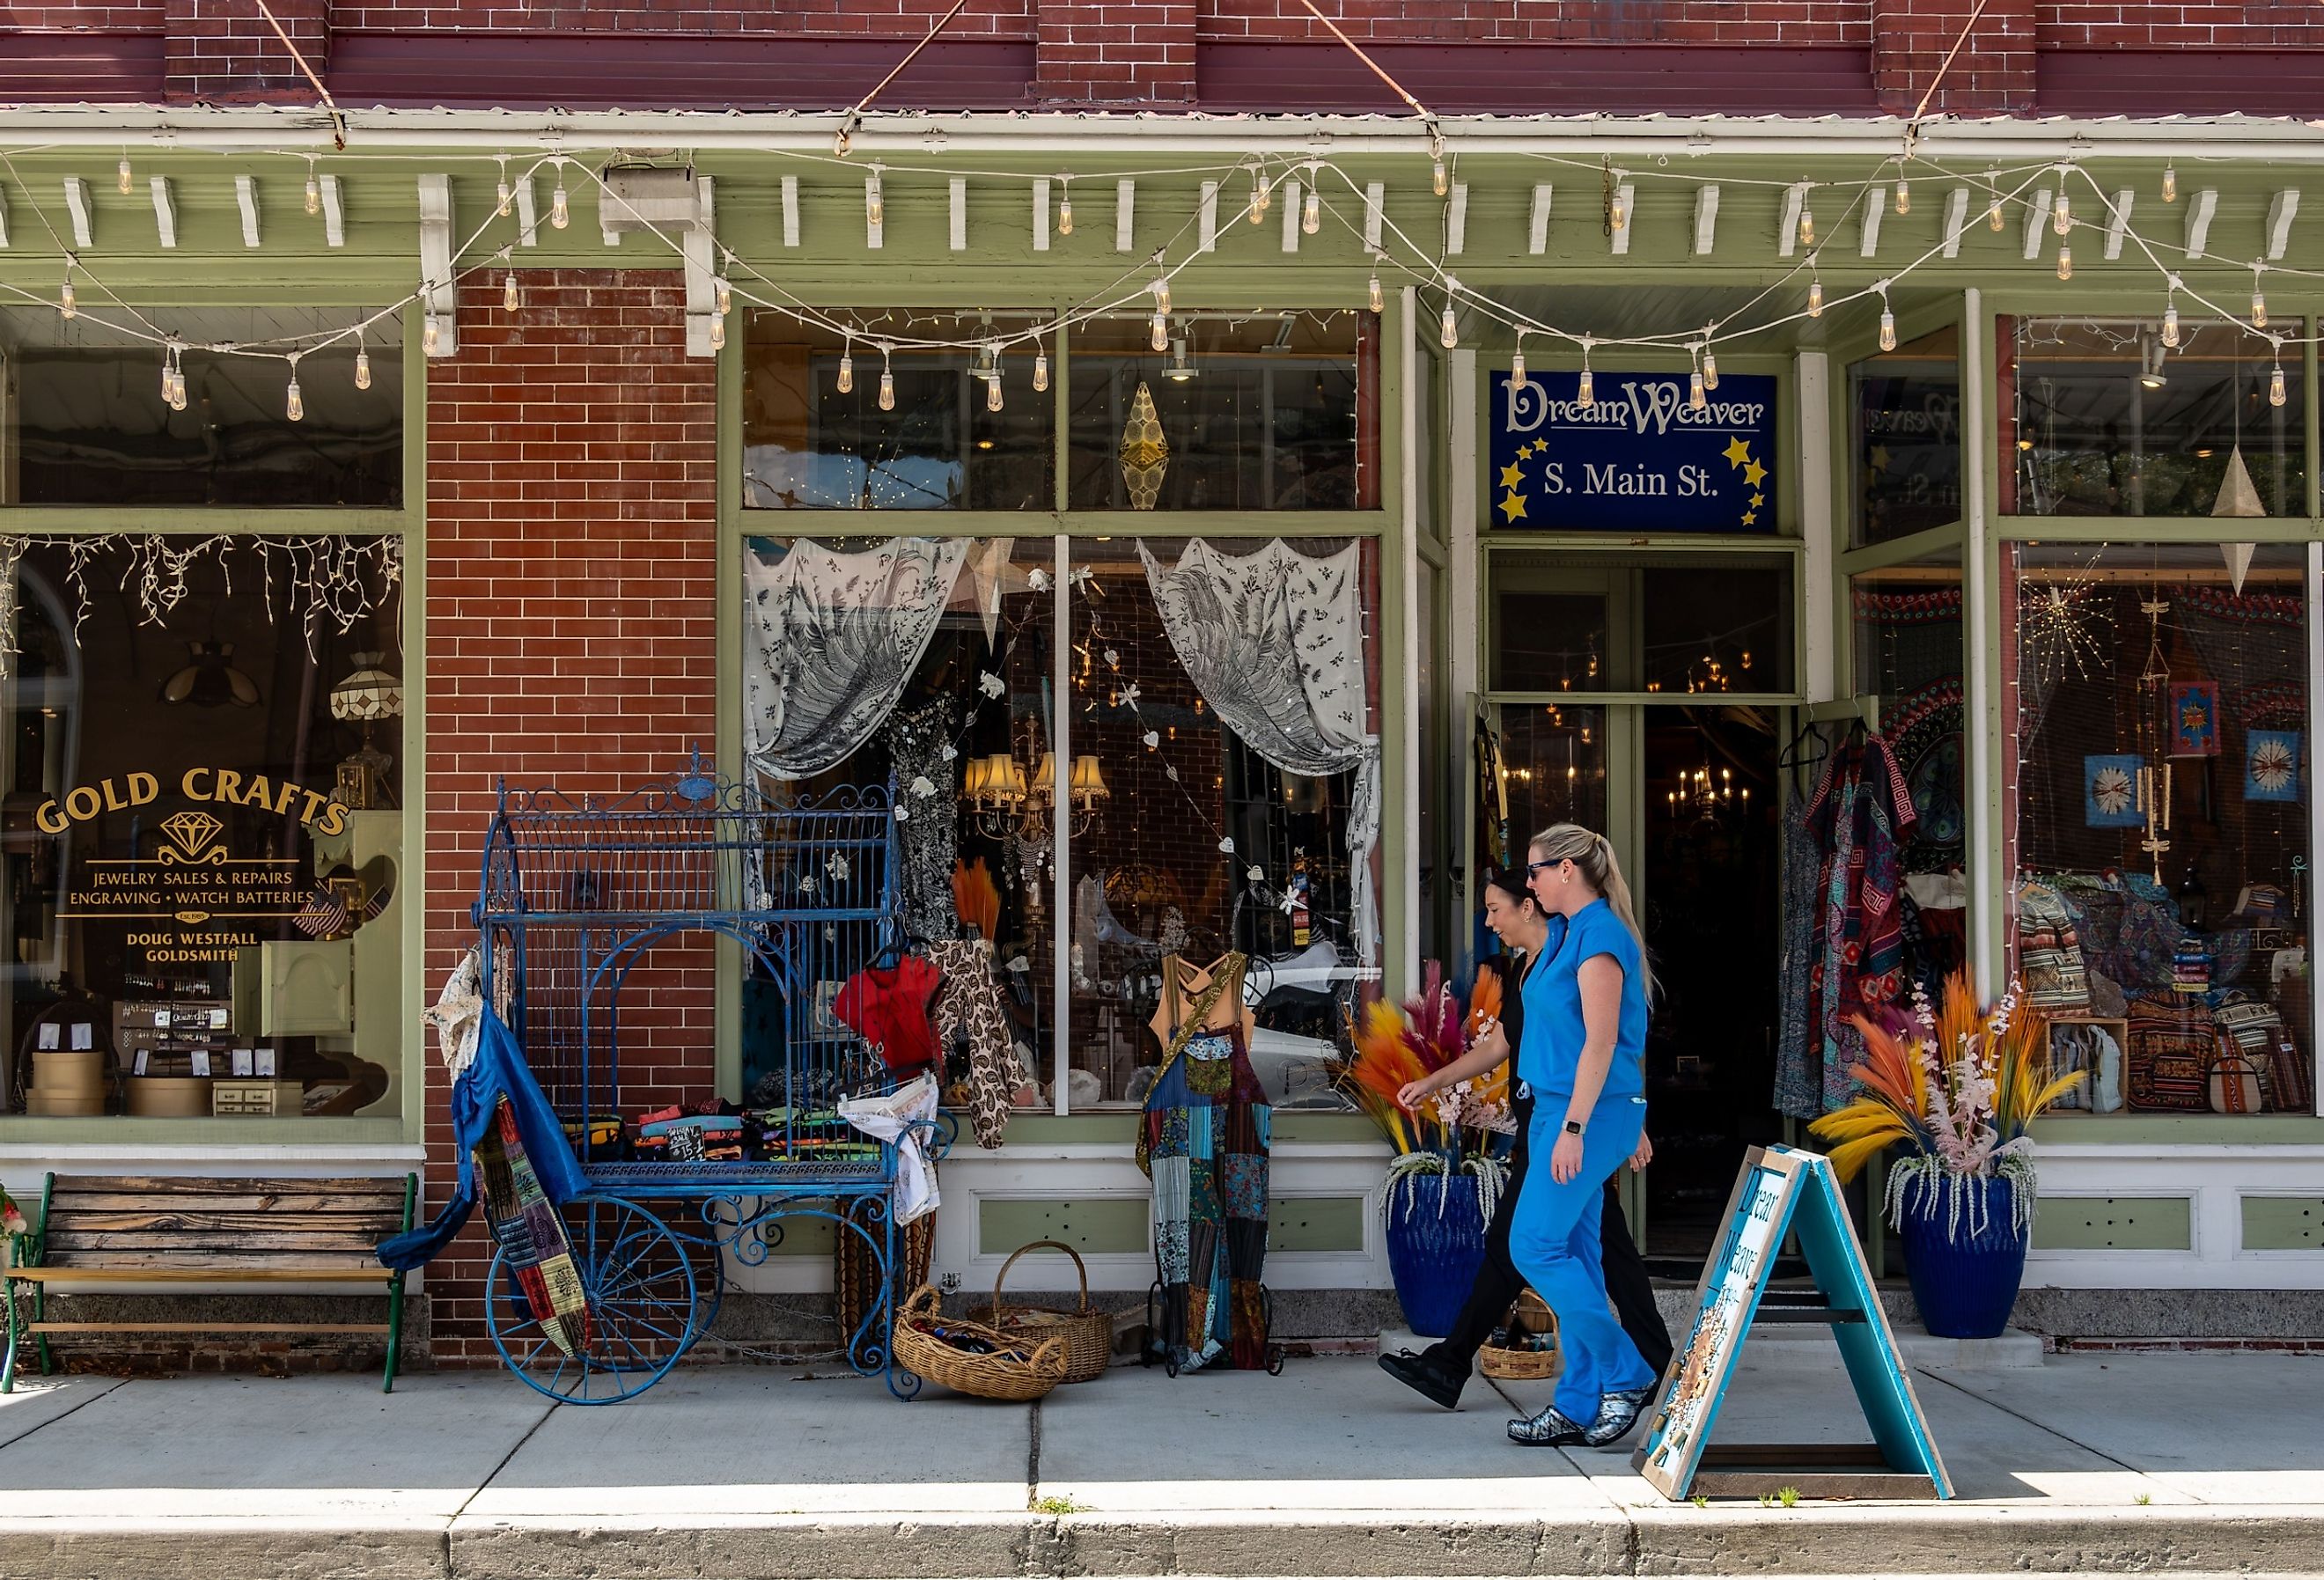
[1384,1170,1489,1338]
[1896,1173,2030,1340]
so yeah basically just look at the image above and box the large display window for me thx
[4,535,407,1124]
[1850,326,1961,547]
[2008,541,2315,1118]
[739,533,1381,1123]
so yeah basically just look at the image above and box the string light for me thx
[1877,283,1896,351]
[1439,282,1460,349]
[1894,176,1910,217]
[1302,165,1321,235]
[1988,173,2005,231]
[549,165,570,230]
[284,354,304,423]
[867,166,885,227]
[496,157,513,218]
[985,366,1003,411]
[305,158,321,217]
[2056,241,2073,282]
[2164,163,2179,203]
[166,346,187,411]
[1368,262,1384,315]
[2054,175,2072,235]
[1806,257,1823,319]
[1510,334,1526,388]
[1033,342,1049,393]
[58,266,75,320]
[716,276,732,317]
[159,343,177,405]
[354,339,371,392]
[877,343,895,411]
[1609,184,1628,232]
[1432,154,1448,197]
[1055,178,1073,237]
[2162,290,2181,348]
[116,155,133,195]
[1798,200,1815,250]
[422,313,440,354]
[836,335,855,394]
[1701,341,1719,391]
[1688,346,1707,410]
[1578,338,1594,409]
[503,269,521,312]
[709,312,726,350]
[1151,310,1169,352]
[1151,274,1171,315]
[2253,266,2269,330]
[1247,167,1269,224]
[2270,340,2288,408]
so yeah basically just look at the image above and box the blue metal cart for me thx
[471,751,937,1403]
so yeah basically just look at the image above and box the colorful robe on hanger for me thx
[1801,735,1920,1113]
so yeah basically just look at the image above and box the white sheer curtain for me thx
[742,537,969,779]
[1138,538,1381,965]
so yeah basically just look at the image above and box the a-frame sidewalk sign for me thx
[1632,1144,1954,1502]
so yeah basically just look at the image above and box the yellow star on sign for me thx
[1499,490,1530,522]
[1741,510,1758,526]
[1723,437,1752,467]
[1751,493,1766,509]
[1743,459,1769,488]
[1870,445,1893,473]
[1500,461,1526,490]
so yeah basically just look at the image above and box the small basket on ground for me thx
[1480,1290,1561,1381]
[893,1285,1067,1401]
[968,1238,1114,1384]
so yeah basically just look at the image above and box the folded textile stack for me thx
[2171,937,2213,996]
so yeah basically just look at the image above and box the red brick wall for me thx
[165,0,327,102]
[1196,1,1874,43]
[1038,0,1194,103]
[2037,1,2324,46]
[423,268,718,1363]
[330,0,1033,34]
[1875,0,2035,112]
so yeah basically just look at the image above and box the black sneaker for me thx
[1378,1348,1465,1410]
[1507,1405,1588,1446]
[1582,1385,1657,1447]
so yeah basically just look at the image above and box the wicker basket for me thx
[1479,1290,1560,1381]
[969,1239,1114,1384]
[893,1286,1067,1400]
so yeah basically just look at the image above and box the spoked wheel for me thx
[486,1196,696,1404]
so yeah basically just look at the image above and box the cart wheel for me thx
[487,1197,696,1405]
[681,1243,726,1360]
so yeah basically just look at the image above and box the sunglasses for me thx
[1526,858,1567,878]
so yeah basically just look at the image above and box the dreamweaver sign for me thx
[1489,371,1778,533]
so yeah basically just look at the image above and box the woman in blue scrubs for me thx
[1505,823,1660,1449]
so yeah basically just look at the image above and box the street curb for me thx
[8,1505,2324,1579]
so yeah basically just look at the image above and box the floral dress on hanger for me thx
[1136,952,1274,1373]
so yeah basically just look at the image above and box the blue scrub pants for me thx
[1508,1093,1657,1424]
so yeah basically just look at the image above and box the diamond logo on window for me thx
[158,810,226,866]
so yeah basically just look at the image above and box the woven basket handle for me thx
[901,1284,943,1325]
[991,1238,1092,1321]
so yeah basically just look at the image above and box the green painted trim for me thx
[2034,1195,2192,1252]
[1998,517,2322,541]
[761,1215,837,1257]
[1836,521,1967,576]
[734,511,1391,536]
[979,1196,1149,1256]
[1482,533,1808,555]
[716,302,745,1102]
[2240,1194,2324,1251]
[0,509,416,533]
[397,297,427,1144]
[1381,290,1411,999]
[1268,1195,1367,1253]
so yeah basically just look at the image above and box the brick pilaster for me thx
[1035,0,1195,105]
[165,0,329,103]
[1874,0,2037,114]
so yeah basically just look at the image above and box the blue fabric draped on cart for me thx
[377,1008,585,1272]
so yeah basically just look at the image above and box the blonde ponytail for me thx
[1529,823,1657,1002]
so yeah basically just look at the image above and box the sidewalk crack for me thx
[1024,1394,1043,1510]
[1916,1365,2177,1496]
[0,1374,126,1453]
[450,1396,561,1525]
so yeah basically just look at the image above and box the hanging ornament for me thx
[1118,381,1170,511]
[2214,450,2265,526]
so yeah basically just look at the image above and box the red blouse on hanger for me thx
[835,955,943,1072]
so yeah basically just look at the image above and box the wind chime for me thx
[2135,592,2174,881]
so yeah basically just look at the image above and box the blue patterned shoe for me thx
[1507,1406,1588,1446]
[1582,1385,1658,1447]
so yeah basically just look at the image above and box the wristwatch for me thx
[1563,1119,1586,1137]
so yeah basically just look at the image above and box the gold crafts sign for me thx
[49,769,351,966]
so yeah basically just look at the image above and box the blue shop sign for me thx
[1489,371,1779,533]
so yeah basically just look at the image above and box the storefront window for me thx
[741,312,1053,510]
[1851,326,1960,546]
[0,307,403,508]
[5,535,406,1122]
[739,533,1382,1119]
[1487,553,1796,695]
[2010,541,2314,1117]
[1853,559,1968,988]
[2008,317,2306,518]
[1065,312,1378,511]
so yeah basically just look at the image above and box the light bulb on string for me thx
[1247,169,1269,224]
[867,166,884,227]
[1302,171,1320,236]
[878,345,896,412]
[1578,340,1595,409]
[1033,343,1049,393]
[1151,311,1169,352]
[2252,268,2269,330]
[2163,163,2178,203]
[284,356,305,423]
[2270,342,2288,408]
[117,154,133,195]
[1510,334,1526,388]
[1688,349,1707,412]
[1439,283,1459,350]
[2054,178,2071,235]
[2162,296,2180,348]
[1702,344,1719,392]
[986,371,1004,412]
[1806,259,1823,319]
[355,342,372,392]
[59,268,75,320]
[160,347,177,405]
[504,269,521,312]
[1798,202,1814,250]
[1988,174,2005,231]
[836,336,856,395]
[1151,274,1171,315]
[716,277,732,317]
[2056,241,2073,282]
[423,313,440,354]
[1609,186,1627,232]
[1878,283,1896,351]
[708,312,725,350]
[1368,264,1384,315]
[1431,155,1448,197]
[1056,179,1073,236]
[496,158,513,218]
[549,165,570,230]
[169,356,187,412]
[1894,177,1910,216]
[305,160,321,217]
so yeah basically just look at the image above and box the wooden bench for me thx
[3,1172,416,1393]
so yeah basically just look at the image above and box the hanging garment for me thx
[474,1096,592,1356]
[1139,539,1382,965]
[886,694,961,942]
[834,955,944,1071]
[379,1006,585,1272]
[927,937,1016,1149]
[837,1072,943,1224]
[742,537,968,779]
[1137,952,1273,1373]
[1772,790,1826,1121]
[1806,737,1921,1113]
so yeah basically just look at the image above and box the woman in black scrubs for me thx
[1378,869,1673,1410]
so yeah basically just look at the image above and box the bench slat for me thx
[48,1210,403,1234]
[52,1175,410,1197]
[9,1266,391,1282]
[28,1323,393,1334]
[47,1231,397,1254]
[49,1193,406,1216]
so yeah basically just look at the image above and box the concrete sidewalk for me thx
[1,1349,2320,1579]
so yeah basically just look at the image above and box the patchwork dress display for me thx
[1135,951,1275,1373]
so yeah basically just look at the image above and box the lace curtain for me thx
[742,538,969,779]
[1138,538,1382,965]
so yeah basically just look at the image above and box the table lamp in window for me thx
[330,652,403,810]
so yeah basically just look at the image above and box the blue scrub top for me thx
[1517,897,1648,1108]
